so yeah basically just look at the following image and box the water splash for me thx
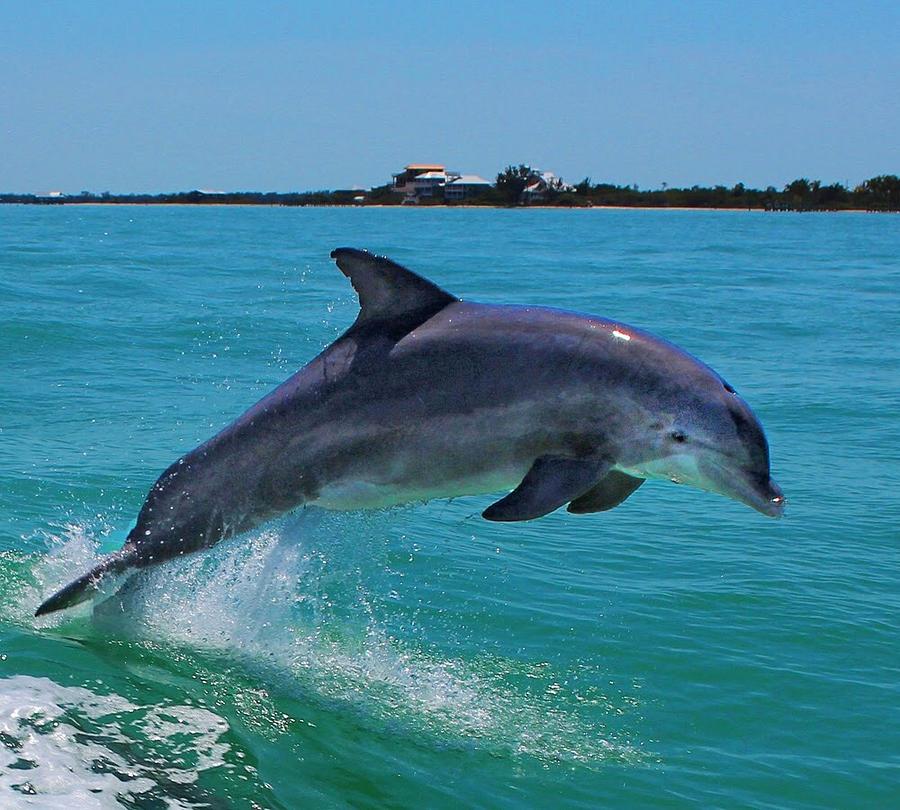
[20,512,645,767]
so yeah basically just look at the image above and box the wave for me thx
[12,512,646,769]
[0,674,229,809]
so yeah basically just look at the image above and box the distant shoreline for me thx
[4,171,898,211]
[2,201,894,213]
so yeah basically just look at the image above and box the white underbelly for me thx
[616,454,701,486]
[311,465,526,511]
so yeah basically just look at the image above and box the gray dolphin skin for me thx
[35,248,784,616]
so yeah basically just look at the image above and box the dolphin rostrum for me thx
[35,248,784,616]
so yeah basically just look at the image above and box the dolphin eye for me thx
[723,381,736,394]
[670,431,688,444]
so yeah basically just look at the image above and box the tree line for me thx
[2,170,898,211]
[487,166,899,211]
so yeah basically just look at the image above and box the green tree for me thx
[860,175,900,210]
[785,178,811,198]
[496,164,533,204]
[784,178,814,209]
[815,182,848,208]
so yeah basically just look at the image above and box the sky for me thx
[2,1,898,193]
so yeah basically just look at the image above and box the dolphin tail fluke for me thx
[34,549,135,617]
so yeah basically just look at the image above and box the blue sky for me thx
[2,1,898,193]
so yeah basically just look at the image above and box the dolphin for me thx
[35,248,784,616]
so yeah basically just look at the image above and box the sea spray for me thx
[19,511,643,766]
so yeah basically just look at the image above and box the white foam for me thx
[0,675,229,808]
[96,511,641,763]
[21,513,644,765]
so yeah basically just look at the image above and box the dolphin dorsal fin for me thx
[330,248,458,326]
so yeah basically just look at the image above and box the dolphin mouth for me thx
[702,460,786,518]
[730,473,785,518]
[748,478,785,518]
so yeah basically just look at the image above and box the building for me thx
[409,170,448,200]
[521,171,572,204]
[391,164,495,203]
[444,174,492,202]
[392,164,447,202]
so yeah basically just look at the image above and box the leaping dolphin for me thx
[35,248,784,616]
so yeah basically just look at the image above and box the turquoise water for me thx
[1,205,897,808]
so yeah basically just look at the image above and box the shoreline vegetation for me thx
[3,166,898,212]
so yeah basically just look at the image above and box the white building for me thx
[444,174,492,202]
[392,164,447,203]
[391,163,494,203]
[521,171,572,203]
[410,170,449,199]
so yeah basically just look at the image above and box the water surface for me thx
[1,205,898,807]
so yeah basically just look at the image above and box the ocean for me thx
[0,204,897,808]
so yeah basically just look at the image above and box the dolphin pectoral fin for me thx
[566,471,645,514]
[482,456,613,522]
[330,248,458,326]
